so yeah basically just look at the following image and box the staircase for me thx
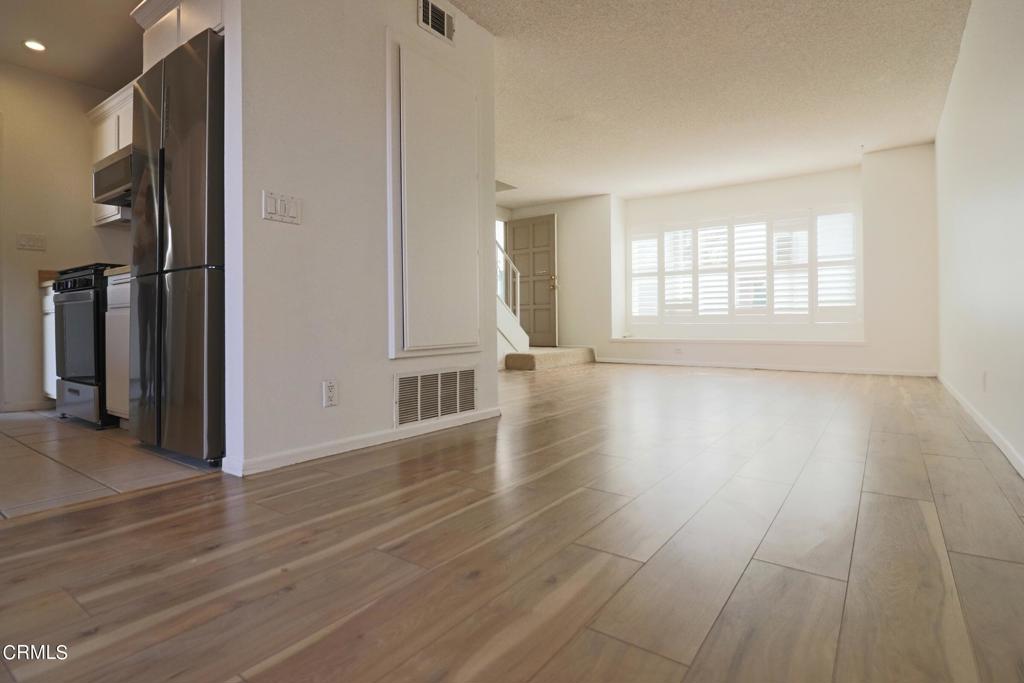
[496,242,530,367]
[495,241,595,371]
[505,347,596,371]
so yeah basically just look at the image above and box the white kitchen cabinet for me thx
[88,83,134,226]
[42,284,57,400]
[134,0,223,72]
[115,98,133,152]
[93,114,118,164]
[105,272,131,420]
[144,6,181,72]
[180,0,222,43]
[91,114,120,224]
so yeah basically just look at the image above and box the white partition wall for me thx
[936,0,1024,475]
[222,0,497,475]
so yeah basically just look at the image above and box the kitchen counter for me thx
[104,265,132,277]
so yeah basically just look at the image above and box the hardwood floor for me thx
[1,364,1023,682]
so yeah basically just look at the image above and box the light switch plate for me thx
[262,190,302,225]
[16,233,47,251]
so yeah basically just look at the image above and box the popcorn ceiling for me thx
[451,0,970,208]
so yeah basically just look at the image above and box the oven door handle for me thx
[54,290,96,305]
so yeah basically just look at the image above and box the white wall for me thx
[513,148,939,375]
[222,0,496,475]
[936,0,1024,473]
[0,63,131,412]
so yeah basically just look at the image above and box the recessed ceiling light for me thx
[24,40,46,52]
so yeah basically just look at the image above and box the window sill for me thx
[610,336,866,347]
[621,318,864,345]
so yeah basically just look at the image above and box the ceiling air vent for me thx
[418,0,455,43]
[396,367,477,426]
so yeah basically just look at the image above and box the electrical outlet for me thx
[982,371,988,393]
[16,233,47,251]
[322,380,338,408]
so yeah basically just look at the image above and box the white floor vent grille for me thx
[396,367,476,426]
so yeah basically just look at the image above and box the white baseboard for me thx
[1,399,56,413]
[939,375,1024,479]
[238,407,502,476]
[596,356,937,377]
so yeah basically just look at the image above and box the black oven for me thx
[54,264,124,427]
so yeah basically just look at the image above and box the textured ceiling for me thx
[0,0,141,92]
[451,0,971,208]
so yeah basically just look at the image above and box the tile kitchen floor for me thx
[0,411,211,518]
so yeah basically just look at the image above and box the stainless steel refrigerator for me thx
[130,29,224,463]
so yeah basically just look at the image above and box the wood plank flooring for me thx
[1,364,1023,682]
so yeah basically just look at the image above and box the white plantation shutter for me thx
[734,222,767,267]
[734,222,767,312]
[773,218,809,314]
[664,275,693,314]
[817,213,856,307]
[735,271,768,310]
[697,226,729,315]
[664,229,694,315]
[773,269,809,314]
[817,213,854,262]
[665,230,693,271]
[698,226,728,269]
[773,219,809,266]
[631,237,658,317]
[818,265,856,307]
[698,272,729,314]
[627,208,858,331]
[632,237,658,273]
[632,276,657,316]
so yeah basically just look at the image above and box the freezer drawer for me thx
[161,268,224,461]
[57,380,100,423]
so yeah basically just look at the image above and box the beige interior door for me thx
[506,214,557,347]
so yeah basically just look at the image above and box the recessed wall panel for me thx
[400,45,480,351]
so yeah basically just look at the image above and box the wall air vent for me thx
[418,0,455,43]
[396,367,476,426]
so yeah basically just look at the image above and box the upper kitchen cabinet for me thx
[133,0,223,72]
[88,83,133,226]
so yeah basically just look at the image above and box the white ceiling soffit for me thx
[451,0,971,208]
[0,0,142,93]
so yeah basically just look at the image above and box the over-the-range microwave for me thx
[92,145,132,212]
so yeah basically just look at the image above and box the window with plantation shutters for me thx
[631,236,658,317]
[626,207,860,339]
[816,213,856,307]
[772,218,810,314]
[698,226,729,315]
[664,229,694,316]
[734,222,768,312]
